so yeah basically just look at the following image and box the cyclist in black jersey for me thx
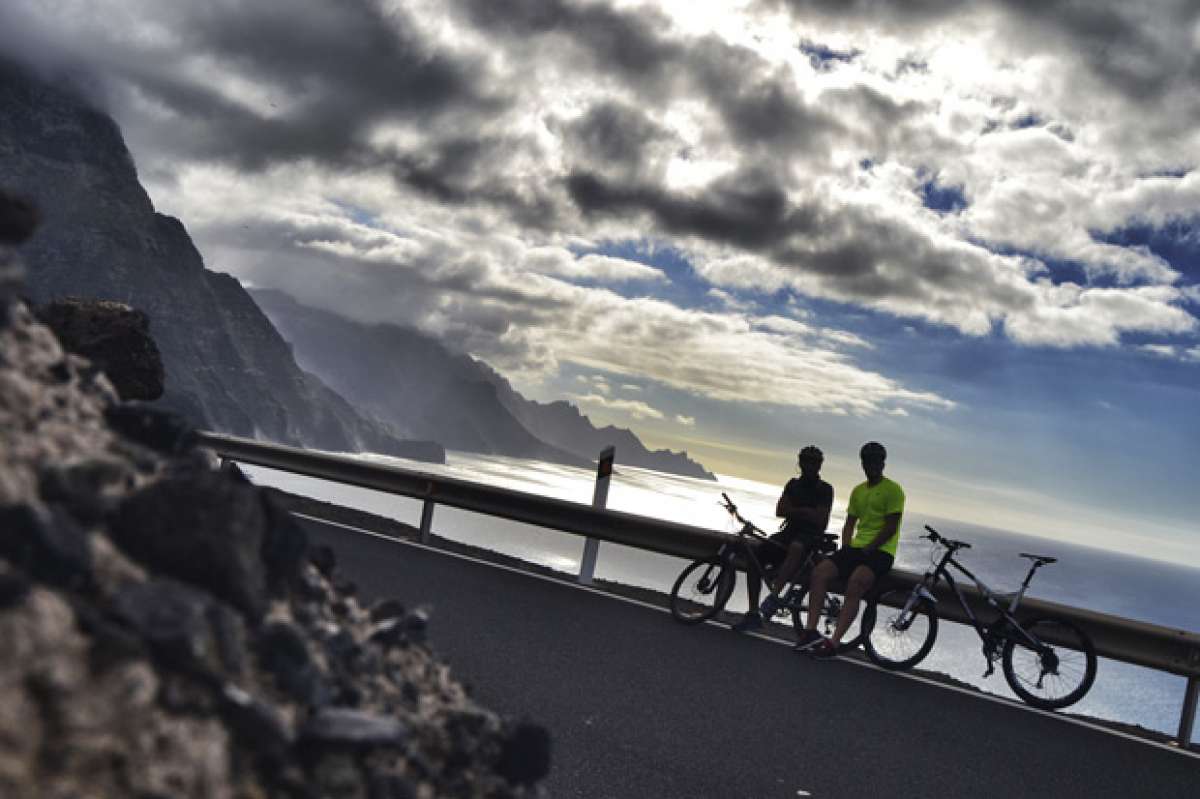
[732,446,833,632]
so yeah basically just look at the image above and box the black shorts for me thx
[827,546,894,581]
[752,534,792,570]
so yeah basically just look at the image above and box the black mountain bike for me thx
[860,525,1097,709]
[668,493,864,652]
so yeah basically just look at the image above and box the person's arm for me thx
[840,514,856,549]
[777,498,831,527]
[861,513,901,553]
[777,485,832,530]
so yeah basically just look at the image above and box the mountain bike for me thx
[860,525,1097,709]
[668,493,863,652]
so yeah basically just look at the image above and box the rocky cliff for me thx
[252,289,716,480]
[0,60,441,463]
[0,199,548,798]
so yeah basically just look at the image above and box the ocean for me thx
[240,451,1199,743]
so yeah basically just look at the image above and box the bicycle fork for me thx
[894,581,936,631]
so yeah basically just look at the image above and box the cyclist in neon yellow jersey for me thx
[800,441,904,658]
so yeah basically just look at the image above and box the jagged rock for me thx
[37,298,165,400]
[0,200,548,795]
[310,543,338,578]
[110,471,268,619]
[260,490,310,596]
[368,773,417,799]
[208,602,248,678]
[38,457,129,523]
[0,189,38,245]
[105,402,197,454]
[299,708,407,748]
[402,608,429,644]
[0,562,30,608]
[259,621,331,708]
[0,191,35,326]
[0,502,92,588]
[113,579,221,675]
[220,683,293,759]
[497,721,552,786]
[313,753,366,799]
[368,598,406,623]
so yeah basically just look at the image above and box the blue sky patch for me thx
[1092,220,1200,281]
[330,199,382,229]
[920,179,967,214]
[798,39,859,71]
[1011,112,1043,129]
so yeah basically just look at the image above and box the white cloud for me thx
[675,414,696,426]
[568,392,665,421]
[524,248,668,283]
[5,0,1197,412]
[1139,344,1176,358]
[706,287,755,312]
[575,374,612,395]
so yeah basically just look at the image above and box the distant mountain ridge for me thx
[251,289,717,480]
[0,60,442,462]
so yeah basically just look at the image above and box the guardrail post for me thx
[419,482,435,545]
[578,446,614,585]
[1177,676,1198,747]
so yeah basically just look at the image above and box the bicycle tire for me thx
[790,591,864,653]
[1001,616,1097,710]
[669,557,735,624]
[861,588,939,670]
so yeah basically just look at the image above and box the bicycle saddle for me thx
[1019,553,1057,565]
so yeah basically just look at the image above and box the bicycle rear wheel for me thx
[1002,616,1097,710]
[789,590,865,653]
[669,557,735,624]
[861,588,938,670]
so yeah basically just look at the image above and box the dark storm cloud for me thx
[765,0,1200,112]
[566,164,1034,319]
[456,0,843,156]
[453,0,683,82]
[688,41,843,153]
[78,0,497,171]
[385,134,563,229]
[566,168,823,250]
[560,101,674,178]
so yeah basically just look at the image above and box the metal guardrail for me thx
[197,430,1200,745]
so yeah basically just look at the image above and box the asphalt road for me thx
[301,516,1198,798]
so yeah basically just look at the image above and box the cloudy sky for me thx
[3,0,1199,564]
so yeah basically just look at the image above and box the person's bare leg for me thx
[746,566,763,610]
[806,559,838,632]
[767,542,808,594]
[830,565,875,644]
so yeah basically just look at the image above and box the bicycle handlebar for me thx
[718,493,768,537]
[922,524,971,550]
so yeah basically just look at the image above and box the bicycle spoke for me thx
[1006,630,1092,704]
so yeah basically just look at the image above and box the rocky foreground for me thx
[0,195,549,798]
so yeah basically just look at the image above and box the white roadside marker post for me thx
[578,445,614,585]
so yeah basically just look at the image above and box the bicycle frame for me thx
[908,544,1051,653]
[717,497,832,594]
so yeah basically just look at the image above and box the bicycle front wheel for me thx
[1002,616,1097,710]
[861,588,939,670]
[669,557,735,624]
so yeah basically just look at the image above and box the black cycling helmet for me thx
[860,441,887,461]
[798,445,824,461]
